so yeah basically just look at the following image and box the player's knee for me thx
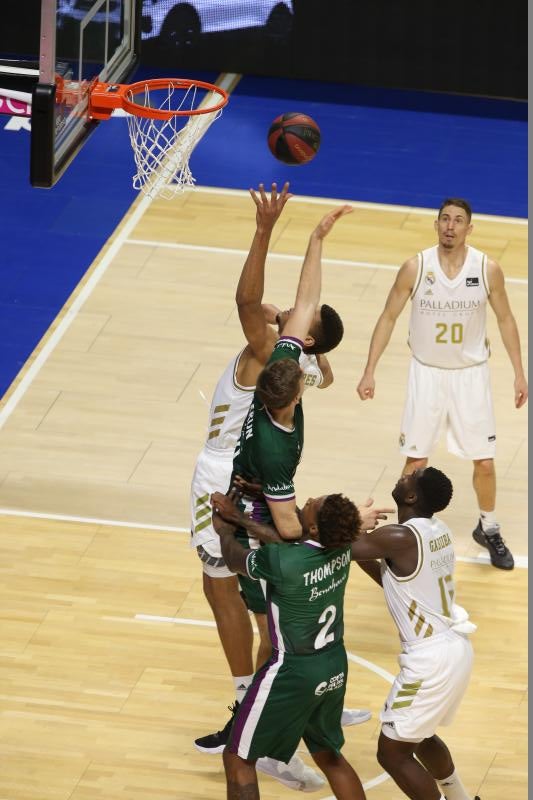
[377,735,402,772]
[311,749,343,772]
[473,458,494,478]
[202,573,237,609]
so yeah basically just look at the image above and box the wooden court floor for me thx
[0,190,528,799]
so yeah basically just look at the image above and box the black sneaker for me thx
[472,520,514,570]
[194,701,239,754]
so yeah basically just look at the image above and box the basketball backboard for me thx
[30,0,140,187]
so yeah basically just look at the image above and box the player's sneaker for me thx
[194,701,239,754]
[472,520,514,570]
[341,708,372,726]
[256,755,326,792]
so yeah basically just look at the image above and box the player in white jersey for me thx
[351,467,481,800]
[356,198,528,570]
[191,185,371,788]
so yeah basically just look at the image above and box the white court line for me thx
[190,185,528,225]
[0,507,188,532]
[125,238,528,285]
[133,613,392,794]
[0,507,527,568]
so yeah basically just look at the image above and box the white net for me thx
[125,82,223,200]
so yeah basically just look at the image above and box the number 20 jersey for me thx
[408,245,490,368]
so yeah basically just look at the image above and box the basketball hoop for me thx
[86,78,229,199]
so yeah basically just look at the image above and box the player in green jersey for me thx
[211,490,367,800]
[232,204,353,546]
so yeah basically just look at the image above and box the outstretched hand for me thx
[249,182,292,232]
[357,498,394,532]
[313,205,353,240]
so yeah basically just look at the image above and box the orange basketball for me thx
[267,112,321,165]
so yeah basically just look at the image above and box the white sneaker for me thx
[256,754,326,792]
[341,708,372,726]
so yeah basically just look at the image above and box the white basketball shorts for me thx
[189,446,235,578]
[380,630,474,742]
[399,358,496,460]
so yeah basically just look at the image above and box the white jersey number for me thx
[314,605,337,650]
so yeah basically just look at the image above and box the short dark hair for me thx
[305,304,344,355]
[417,467,453,514]
[256,358,302,409]
[438,198,472,223]
[317,494,361,549]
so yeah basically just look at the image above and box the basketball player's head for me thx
[300,493,361,549]
[393,467,453,516]
[276,303,344,354]
[256,358,303,410]
[435,198,473,250]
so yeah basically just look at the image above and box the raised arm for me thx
[315,353,333,389]
[356,257,417,400]
[282,206,352,344]
[236,183,292,368]
[487,259,528,408]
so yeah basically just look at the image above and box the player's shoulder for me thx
[395,255,419,289]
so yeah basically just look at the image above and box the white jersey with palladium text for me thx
[202,348,323,454]
[408,245,490,368]
[380,516,473,645]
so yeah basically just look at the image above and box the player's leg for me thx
[229,653,326,792]
[194,559,255,754]
[310,750,366,800]
[446,362,513,569]
[415,735,475,800]
[191,453,257,752]
[223,749,260,800]
[399,359,443,471]
[377,731,441,799]
[253,611,272,669]
[202,571,255,679]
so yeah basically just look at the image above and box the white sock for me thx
[233,674,253,702]
[437,769,471,799]
[479,509,498,530]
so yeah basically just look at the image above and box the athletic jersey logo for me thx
[314,673,345,695]
[466,277,479,286]
[425,271,435,285]
[277,340,297,351]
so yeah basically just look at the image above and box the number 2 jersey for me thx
[408,245,490,368]
[381,515,474,645]
[246,539,351,655]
